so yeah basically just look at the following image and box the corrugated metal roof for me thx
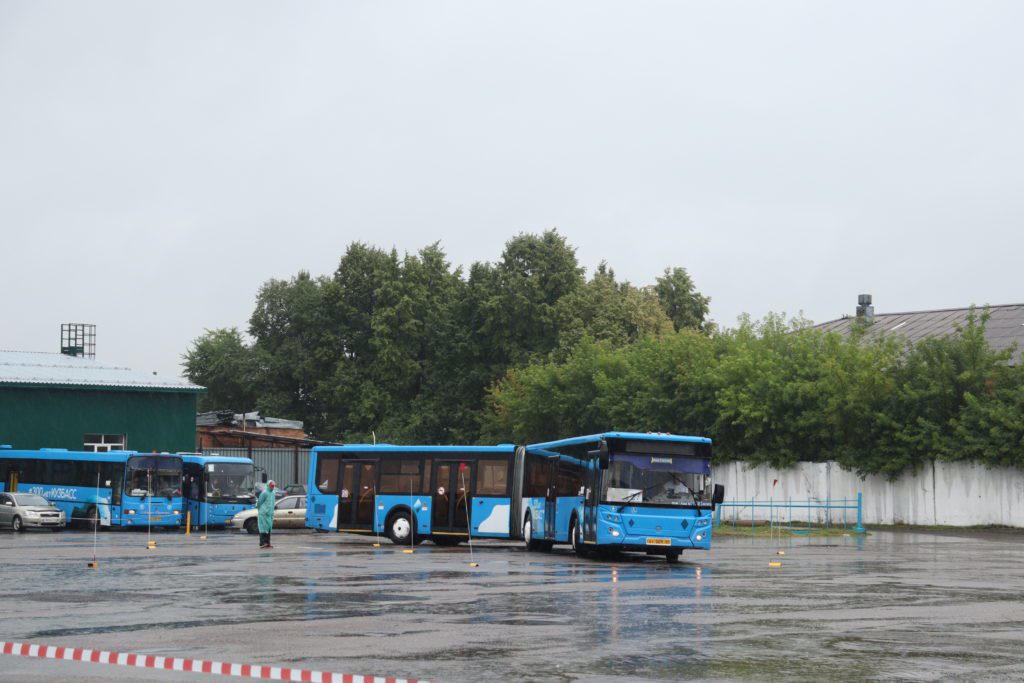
[196,411,303,430]
[814,304,1024,364]
[0,350,205,391]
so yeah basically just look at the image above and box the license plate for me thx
[151,516,162,521]
[646,538,671,546]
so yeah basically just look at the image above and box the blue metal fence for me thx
[714,491,865,533]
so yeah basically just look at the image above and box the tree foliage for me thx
[183,231,1022,479]
[486,307,1024,478]
[182,230,708,445]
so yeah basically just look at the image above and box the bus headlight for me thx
[125,510,135,515]
[608,527,620,537]
[695,534,704,541]
[604,513,621,523]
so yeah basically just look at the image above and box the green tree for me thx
[655,266,711,332]
[552,262,673,359]
[181,328,259,412]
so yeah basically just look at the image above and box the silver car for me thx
[0,492,66,532]
[230,495,307,534]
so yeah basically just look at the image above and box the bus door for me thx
[544,458,559,539]
[5,468,17,493]
[336,461,378,531]
[432,461,473,535]
[583,458,599,543]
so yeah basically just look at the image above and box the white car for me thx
[230,495,307,534]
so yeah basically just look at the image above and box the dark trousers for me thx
[259,532,271,547]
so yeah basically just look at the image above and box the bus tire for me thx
[387,510,422,545]
[12,515,24,533]
[571,518,588,558]
[244,518,258,535]
[523,514,541,551]
[666,551,681,564]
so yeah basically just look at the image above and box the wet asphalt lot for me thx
[2,527,1024,682]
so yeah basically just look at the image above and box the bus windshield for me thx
[126,456,182,498]
[602,453,711,506]
[206,463,255,501]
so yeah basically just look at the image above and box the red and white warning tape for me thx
[0,641,424,683]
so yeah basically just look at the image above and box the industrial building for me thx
[0,325,204,452]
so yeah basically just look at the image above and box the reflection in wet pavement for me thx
[3,529,1024,681]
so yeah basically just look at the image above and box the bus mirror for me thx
[598,441,610,470]
[712,484,725,506]
[261,472,268,484]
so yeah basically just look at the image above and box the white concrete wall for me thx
[715,460,1024,527]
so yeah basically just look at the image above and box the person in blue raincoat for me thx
[257,480,276,549]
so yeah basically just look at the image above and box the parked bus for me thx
[307,445,516,545]
[306,433,724,562]
[515,432,724,562]
[0,447,184,528]
[181,454,256,528]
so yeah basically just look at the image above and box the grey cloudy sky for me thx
[2,1,1022,379]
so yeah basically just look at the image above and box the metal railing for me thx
[714,491,865,533]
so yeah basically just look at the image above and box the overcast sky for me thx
[1,1,1022,379]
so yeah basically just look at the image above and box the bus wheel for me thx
[12,515,24,533]
[571,519,588,558]
[387,511,415,545]
[666,551,681,564]
[244,518,258,535]
[523,515,541,551]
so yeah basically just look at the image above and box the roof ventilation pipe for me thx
[856,294,874,323]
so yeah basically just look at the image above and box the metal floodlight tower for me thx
[61,323,96,359]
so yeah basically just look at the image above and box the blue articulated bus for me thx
[513,433,724,562]
[0,447,184,528]
[181,454,256,528]
[307,445,516,545]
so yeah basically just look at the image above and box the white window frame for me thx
[84,434,127,453]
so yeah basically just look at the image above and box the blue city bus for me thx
[307,445,516,545]
[514,433,724,562]
[181,454,256,528]
[0,447,184,528]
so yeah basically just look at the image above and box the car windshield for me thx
[126,456,182,498]
[601,453,711,506]
[206,463,255,500]
[13,494,51,507]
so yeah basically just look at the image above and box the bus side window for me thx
[317,456,340,494]
[477,460,509,496]
[557,462,583,497]
[380,458,421,494]
[528,454,552,497]
[421,460,431,494]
